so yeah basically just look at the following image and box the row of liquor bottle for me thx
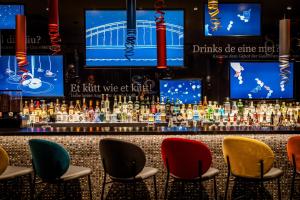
[21,95,300,126]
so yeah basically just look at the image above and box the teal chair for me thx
[29,139,92,199]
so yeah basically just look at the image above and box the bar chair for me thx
[99,138,158,200]
[161,138,219,200]
[222,136,283,200]
[287,136,300,200]
[28,139,92,199]
[0,145,33,200]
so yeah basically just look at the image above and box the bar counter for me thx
[0,125,299,199]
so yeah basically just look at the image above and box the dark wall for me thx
[1,0,300,101]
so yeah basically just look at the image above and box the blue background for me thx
[0,5,24,29]
[0,55,64,97]
[85,10,184,67]
[160,80,202,104]
[230,62,294,99]
[204,3,261,36]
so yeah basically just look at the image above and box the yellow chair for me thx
[0,146,33,199]
[222,136,283,200]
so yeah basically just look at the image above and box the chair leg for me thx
[180,181,185,199]
[28,174,34,200]
[87,175,92,200]
[63,182,67,199]
[277,177,281,200]
[164,173,170,200]
[213,176,218,200]
[133,180,136,200]
[224,175,230,200]
[290,173,295,200]
[31,174,36,200]
[100,172,107,200]
[199,180,203,200]
[153,175,158,200]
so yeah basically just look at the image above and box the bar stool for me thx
[223,136,283,200]
[28,139,92,199]
[0,146,33,199]
[287,136,300,199]
[99,138,158,200]
[161,138,219,200]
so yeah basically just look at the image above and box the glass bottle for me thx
[23,101,29,116]
[88,100,95,122]
[224,97,231,115]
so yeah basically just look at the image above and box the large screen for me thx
[0,5,24,29]
[204,3,261,36]
[230,62,294,99]
[160,79,201,104]
[0,55,64,97]
[85,10,184,67]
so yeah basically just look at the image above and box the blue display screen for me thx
[0,5,24,29]
[0,55,64,97]
[204,3,261,36]
[85,10,184,67]
[160,80,201,104]
[230,62,294,99]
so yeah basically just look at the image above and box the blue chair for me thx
[29,139,92,199]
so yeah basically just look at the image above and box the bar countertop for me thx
[0,124,300,136]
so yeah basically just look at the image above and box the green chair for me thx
[29,139,92,199]
[0,145,33,199]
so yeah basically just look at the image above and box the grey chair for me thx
[0,146,33,199]
[100,138,158,200]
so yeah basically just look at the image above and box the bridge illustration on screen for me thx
[85,11,184,67]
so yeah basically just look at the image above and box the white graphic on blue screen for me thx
[0,5,24,29]
[160,80,201,104]
[0,56,64,97]
[205,4,260,36]
[85,10,184,67]
[230,62,294,99]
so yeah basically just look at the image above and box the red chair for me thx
[287,136,300,200]
[161,138,219,200]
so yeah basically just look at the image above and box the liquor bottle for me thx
[165,98,171,115]
[23,101,29,116]
[231,101,238,115]
[113,95,118,113]
[192,103,199,121]
[151,96,157,114]
[275,100,280,112]
[88,100,95,122]
[128,96,133,112]
[34,101,42,122]
[94,100,100,122]
[281,102,287,115]
[156,97,160,113]
[206,101,214,121]
[122,96,128,113]
[160,97,166,113]
[203,96,208,110]
[61,100,69,122]
[134,95,140,111]
[100,94,105,112]
[180,104,187,121]
[105,94,110,113]
[224,97,231,115]
[68,101,74,122]
[249,101,255,114]
[29,99,35,114]
[55,99,62,122]
[40,100,48,122]
[237,99,244,117]
[55,99,61,113]
[48,101,55,122]
[186,104,193,120]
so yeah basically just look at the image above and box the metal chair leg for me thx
[133,180,136,200]
[213,176,218,200]
[28,174,34,200]
[153,175,158,200]
[164,173,169,200]
[290,173,295,200]
[31,173,36,200]
[224,175,230,200]
[63,182,67,199]
[278,177,281,200]
[87,175,92,200]
[180,181,185,199]
[100,172,107,200]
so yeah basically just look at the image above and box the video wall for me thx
[0,4,24,29]
[0,56,64,97]
[85,10,184,67]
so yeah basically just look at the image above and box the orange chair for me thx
[287,136,300,199]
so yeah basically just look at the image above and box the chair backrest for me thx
[287,136,300,172]
[161,138,212,179]
[0,146,9,175]
[100,138,146,178]
[223,136,274,178]
[29,139,70,181]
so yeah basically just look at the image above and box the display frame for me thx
[228,60,295,101]
[159,78,203,104]
[0,55,65,99]
[83,8,186,69]
[0,2,26,30]
[203,2,262,37]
